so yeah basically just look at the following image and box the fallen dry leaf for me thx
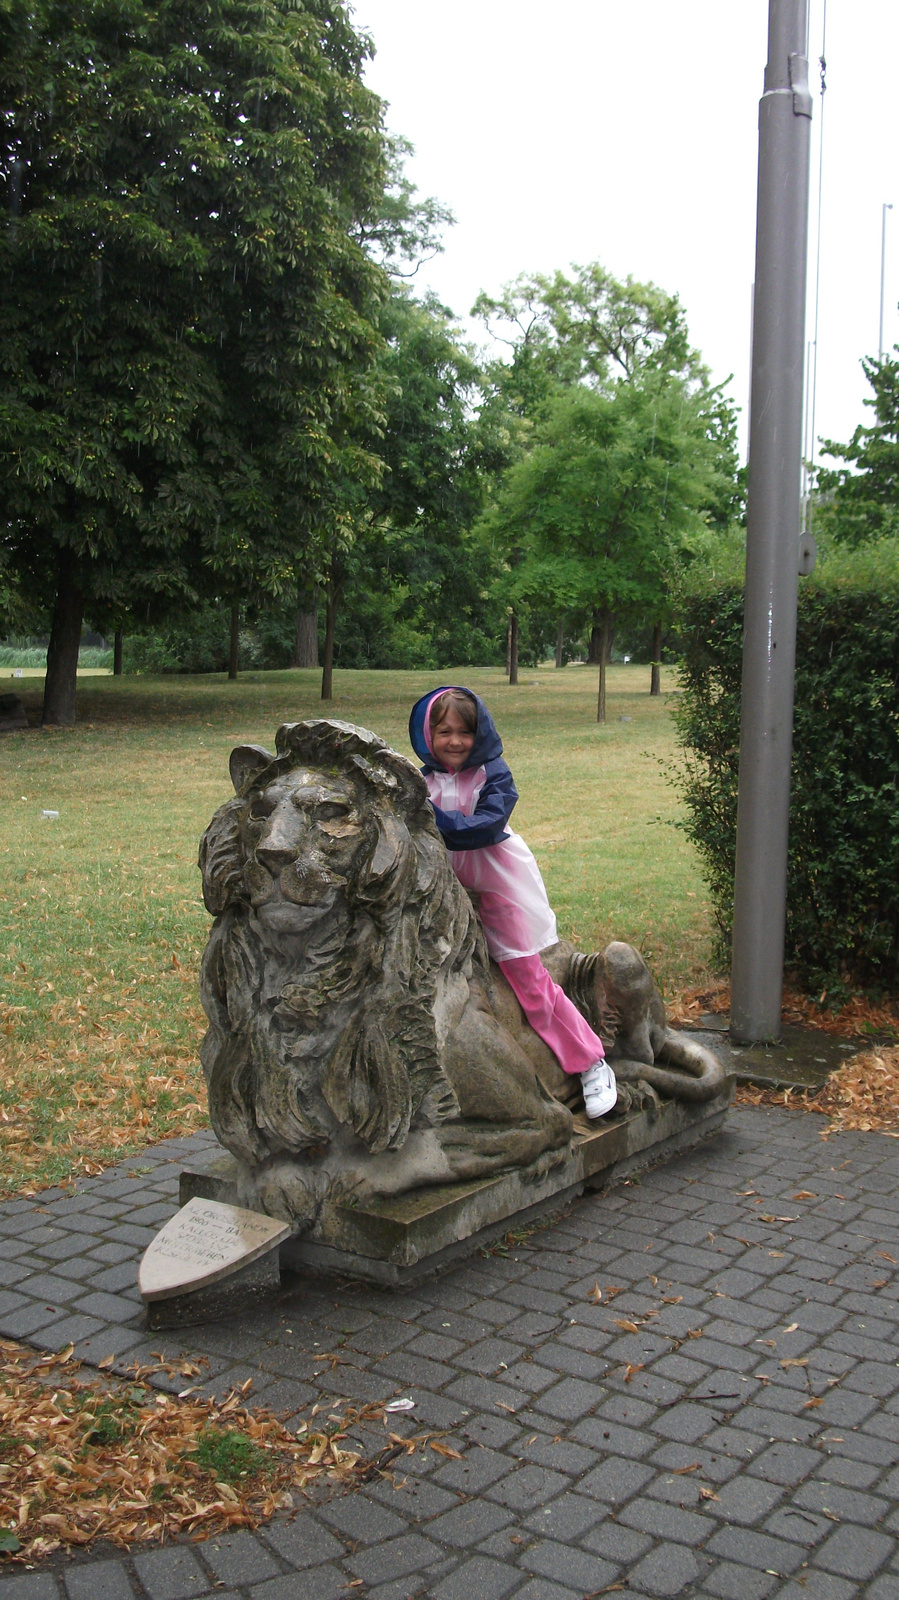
[589,1282,602,1303]
[428,1441,463,1460]
[0,1337,402,1564]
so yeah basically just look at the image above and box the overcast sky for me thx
[355,1,898,462]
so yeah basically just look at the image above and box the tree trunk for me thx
[42,570,85,727]
[291,581,319,668]
[228,603,240,681]
[508,611,519,686]
[596,610,613,724]
[321,590,339,701]
[113,627,124,676]
[555,619,565,669]
[650,620,662,696]
[587,611,602,665]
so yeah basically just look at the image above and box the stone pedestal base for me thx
[180,1082,734,1289]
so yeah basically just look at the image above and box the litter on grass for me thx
[0,1340,437,1564]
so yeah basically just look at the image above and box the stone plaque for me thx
[139,1196,291,1303]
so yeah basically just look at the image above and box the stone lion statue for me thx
[198,718,725,1229]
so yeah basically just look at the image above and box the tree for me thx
[0,0,387,722]
[476,378,726,720]
[817,351,899,545]
[318,287,504,683]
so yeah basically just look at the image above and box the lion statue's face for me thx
[239,768,368,934]
[198,718,437,931]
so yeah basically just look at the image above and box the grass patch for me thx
[1,663,718,1198]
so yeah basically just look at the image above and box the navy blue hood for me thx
[409,686,504,772]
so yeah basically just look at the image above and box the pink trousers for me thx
[499,953,604,1075]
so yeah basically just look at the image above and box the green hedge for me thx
[672,539,899,996]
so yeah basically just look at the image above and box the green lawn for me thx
[0,663,717,1197]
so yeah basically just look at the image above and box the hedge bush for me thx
[672,538,899,996]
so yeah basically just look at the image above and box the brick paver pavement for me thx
[1,1104,898,1599]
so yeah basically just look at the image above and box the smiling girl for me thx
[409,686,616,1118]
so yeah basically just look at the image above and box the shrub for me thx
[672,538,899,995]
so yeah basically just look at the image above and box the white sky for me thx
[355,1,899,462]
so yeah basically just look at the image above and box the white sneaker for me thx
[580,1061,617,1119]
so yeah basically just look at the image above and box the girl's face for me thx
[431,707,475,771]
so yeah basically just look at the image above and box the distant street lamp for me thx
[880,202,893,360]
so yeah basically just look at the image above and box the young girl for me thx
[409,686,617,1118]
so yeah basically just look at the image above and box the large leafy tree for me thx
[817,351,899,546]
[476,377,728,719]
[472,263,737,685]
[0,0,387,722]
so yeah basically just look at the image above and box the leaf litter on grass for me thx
[0,1339,437,1564]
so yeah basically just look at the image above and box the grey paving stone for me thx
[131,1547,212,1600]
[63,1562,135,1600]
[319,1493,407,1542]
[582,1517,653,1563]
[512,1582,582,1600]
[259,1511,345,1568]
[346,1533,443,1584]
[425,1499,516,1548]
[532,1375,604,1421]
[772,1577,857,1600]
[578,1455,655,1504]
[200,1531,280,1585]
[520,1539,617,1593]
[246,1567,348,1600]
[704,1524,808,1576]
[813,1523,896,1580]
[0,1302,72,1338]
[617,1495,714,1547]
[627,1543,707,1598]
[0,1577,62,1600]
[865,1577,899,1600]
[486,1462,572,1511]
[430,1555,521,1600]
[515,1434,596,1475]
[701,1561,780,1600]
[434,1446,517,1493]
[523,1491,601,1541]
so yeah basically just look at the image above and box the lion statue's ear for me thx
[229,744,276,796]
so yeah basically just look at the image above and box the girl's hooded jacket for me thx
[408,686,557,960]
[408,686,518,851]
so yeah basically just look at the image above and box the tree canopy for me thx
[475,375,733,716]
[0,0,389,721]
[817,351,899,546]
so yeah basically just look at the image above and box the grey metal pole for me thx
[880,203,893,360]
[730,0,812,1044]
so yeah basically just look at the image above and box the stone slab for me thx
[180,1081,734,1288]
[144,1249,282,1330]
[138,1196,290,1301]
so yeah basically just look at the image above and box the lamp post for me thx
[730,0,812,1045]
[880,203,893,360]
